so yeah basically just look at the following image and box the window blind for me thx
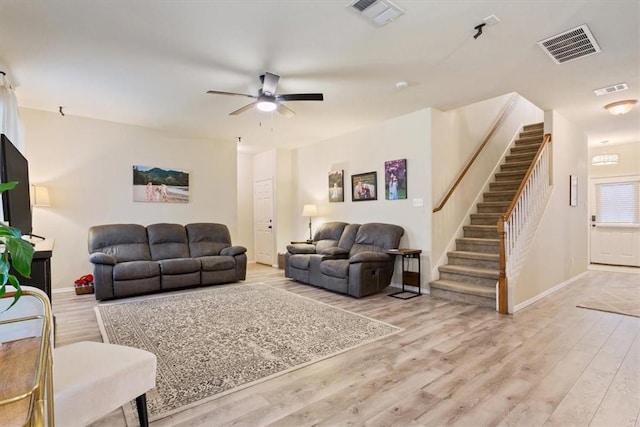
[596,180,640,224]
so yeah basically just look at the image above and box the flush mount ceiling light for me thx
[592,140,619,166]
[604,99,637,115]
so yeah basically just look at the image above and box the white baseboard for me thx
[52,287,75,294]
[513,270,588,312]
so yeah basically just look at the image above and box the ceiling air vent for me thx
[594,83,629,96]
[348,0,404,26]
[537,24,601,64]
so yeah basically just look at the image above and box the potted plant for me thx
[0,181,35,310]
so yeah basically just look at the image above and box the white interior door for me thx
[590,176,640,267]
[254,179,274,266]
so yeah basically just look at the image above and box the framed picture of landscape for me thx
[133,165,189,203]
[351,171,377,201]
[329,170,344,202]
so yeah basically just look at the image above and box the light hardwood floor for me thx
[52,265,640,427]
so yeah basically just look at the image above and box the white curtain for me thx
[0,70,25,153]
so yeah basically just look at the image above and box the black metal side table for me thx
[386,249,422,300]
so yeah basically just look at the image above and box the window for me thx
[596,180,640,224]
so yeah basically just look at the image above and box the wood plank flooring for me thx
[51,265,640,427]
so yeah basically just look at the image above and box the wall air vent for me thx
[594,83,629,96]
[348,0,404,26]
[537,24,601,64]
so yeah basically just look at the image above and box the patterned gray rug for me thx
[94,283,401,425]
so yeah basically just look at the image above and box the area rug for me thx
[94,284,401,425]
[577,280,640,318]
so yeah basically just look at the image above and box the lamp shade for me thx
[301,204,317,217]
[32,185,51,206]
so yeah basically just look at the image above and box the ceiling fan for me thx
[207,72,323,117]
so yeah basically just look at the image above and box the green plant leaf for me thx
[1,275,22,311]
[0,181,18,193]
[4,237,34,277]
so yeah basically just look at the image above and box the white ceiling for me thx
[1,1,638,153]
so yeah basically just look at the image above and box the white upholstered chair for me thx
[0,286,157,426]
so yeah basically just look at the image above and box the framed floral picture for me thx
[385,159,407,200]
[351,172,377,201]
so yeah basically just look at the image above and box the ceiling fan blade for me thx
[276,93,324,102]
[207,90,256,99]
[261,72,280,96]
[229,102,257,116]
[276,103,296,118]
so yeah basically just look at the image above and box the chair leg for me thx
[135,393,149,427]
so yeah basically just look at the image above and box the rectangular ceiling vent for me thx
[348,0,404,26]
[537,24,601,64]
[594,83,629,96]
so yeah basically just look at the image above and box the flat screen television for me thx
[0,134,32,235]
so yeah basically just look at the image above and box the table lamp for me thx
[301,204,317,241]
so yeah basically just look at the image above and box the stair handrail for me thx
[502,133,552,220]
[433,93,519,213]
[497,133,552,314]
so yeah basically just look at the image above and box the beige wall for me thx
[514,111,589,308]
[588,141,640,178]
[293,109,432,287]
[431,93,544,271]
[237,151,254,261]
[22,108,238,290]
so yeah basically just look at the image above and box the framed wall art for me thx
[133,165,189,203]
[328,170,344,202]
[351,171,377,201]
[385,158,407,200]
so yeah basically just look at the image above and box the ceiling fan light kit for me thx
[207,72,323,117]
[604,99,637,115]
[257,100,277,112]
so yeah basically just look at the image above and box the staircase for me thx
[430,123,544,308]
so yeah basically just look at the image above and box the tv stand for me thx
[10,239,54,300]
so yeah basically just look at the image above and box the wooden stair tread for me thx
[430,279,496,297]
[448,251,500,261]
[456,237,499,243]
[438,264,500,279]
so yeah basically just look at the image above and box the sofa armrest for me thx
[220,245,247,256]
[349,251,391,264]
[318,247,349,258]
[89,252,116,265]
[286,243,316,254]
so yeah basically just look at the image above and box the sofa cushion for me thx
[286,243,316,254]
[147,223,190,260]
[350,223,404,255]
[186,223,232,257]
[88,224,151,262]
[338,224,360,250]
[199,255,235,271]
[289,255,311,270]
[113,261,160,280]
[220,246,247,257]
[319,259,349,279]
[158,258,201,275]
[317,247,349,257]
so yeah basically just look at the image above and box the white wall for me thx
[514,111,589,307]
[431,93,544,267]
[588,141,640,178]
[293,109,432,288]
[237,151,254,261]
[22,108,238,290]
